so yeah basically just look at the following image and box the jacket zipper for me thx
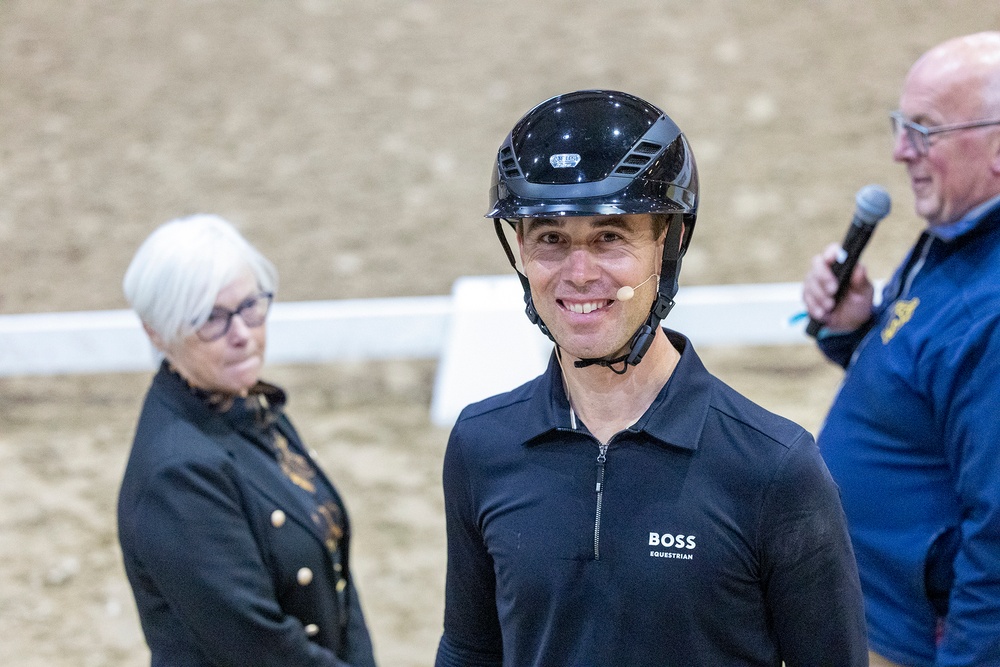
[594,443,608,560]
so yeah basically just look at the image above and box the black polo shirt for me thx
[436,330,866,667]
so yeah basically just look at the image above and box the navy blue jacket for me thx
[818,198,1000,666]
[118,363,376,666]
[436,331,866,667]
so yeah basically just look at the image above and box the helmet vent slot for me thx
[622,154,651,166]
[499,146,521,177]
[614,141,663,175]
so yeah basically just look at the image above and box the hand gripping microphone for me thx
[805,184,892,338]
[616,274,658,301]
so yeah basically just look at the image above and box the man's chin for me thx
[552,327,636,363]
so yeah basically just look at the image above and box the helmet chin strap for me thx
[494,216,684,375]
[493,219,555,342]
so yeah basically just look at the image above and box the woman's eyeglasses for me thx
[196,292,274,342]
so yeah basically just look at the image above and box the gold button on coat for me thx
[297,567,314,586]
[304,623,319,637]
[270,510,286,528]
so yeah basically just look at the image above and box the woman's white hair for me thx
[123,214,278,346]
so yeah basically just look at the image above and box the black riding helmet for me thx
[487,90,699,373]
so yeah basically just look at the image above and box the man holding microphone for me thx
[803,31,1000,667]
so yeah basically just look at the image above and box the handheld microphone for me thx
[617,274,658,301]
[805,184,892,338]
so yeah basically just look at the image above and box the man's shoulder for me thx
[454,373,546,425]
[704,374,811,450]
[652,332,811,455]
[922,228,1000,332]
[444,374,552,467]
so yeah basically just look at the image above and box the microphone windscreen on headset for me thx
[616,274,658,301]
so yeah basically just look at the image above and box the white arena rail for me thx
[0,276,810,425]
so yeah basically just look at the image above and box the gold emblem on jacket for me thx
[882,298,920,344]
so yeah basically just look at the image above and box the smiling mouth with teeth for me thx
[562,300,612,314]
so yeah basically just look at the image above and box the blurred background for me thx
[1,2,995,665]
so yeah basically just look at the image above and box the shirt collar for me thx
[525,330,711,452]
[928,193,1000,242]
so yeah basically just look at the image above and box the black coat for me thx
[118,363,377,666]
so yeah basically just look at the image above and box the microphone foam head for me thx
[855,184,892,224]
[616,285,635,301]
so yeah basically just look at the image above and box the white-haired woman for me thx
[118,214,377,667]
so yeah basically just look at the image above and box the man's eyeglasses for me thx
[196,292,274,342]
[890,111,1000,156]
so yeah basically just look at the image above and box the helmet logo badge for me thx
[549,153,581,168]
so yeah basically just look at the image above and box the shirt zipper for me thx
[594,443,608,560]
